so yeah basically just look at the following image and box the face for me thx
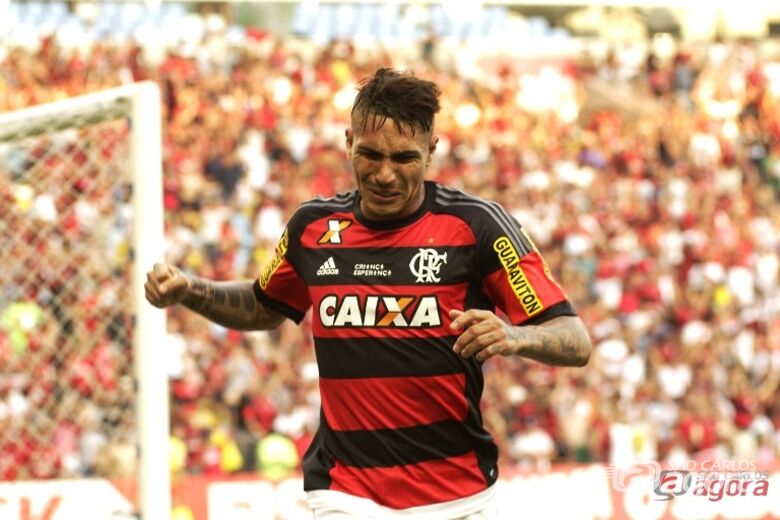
[346,115,438,221]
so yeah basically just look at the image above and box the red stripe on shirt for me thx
[329,452,487,509]
[320,374,468,431]
[483,250,567,324]
[314,325,457,340]
[258,257,311,316]
[301,212,477,249]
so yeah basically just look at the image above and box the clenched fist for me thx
[145,263,191,308]
[449,308,520,362]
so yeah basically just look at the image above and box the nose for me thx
[374,159,396,185]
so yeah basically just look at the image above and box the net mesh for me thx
[0,105,137,480]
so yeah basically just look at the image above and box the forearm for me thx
[182,278,285,331]
[512,315,592,367]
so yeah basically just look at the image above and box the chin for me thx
[366,206,396,219]
[367,200,406,218]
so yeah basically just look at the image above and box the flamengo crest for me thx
[409,248,447,283]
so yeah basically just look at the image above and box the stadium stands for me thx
[1,2,571,48]
[1,3,779,481]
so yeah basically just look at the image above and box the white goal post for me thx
[0,82,170,519]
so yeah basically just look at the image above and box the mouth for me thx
[368,189,401,202]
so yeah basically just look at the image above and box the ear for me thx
[345,129,353,158]
[427,135,439,166]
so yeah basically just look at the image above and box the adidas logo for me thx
[316,257,339,276]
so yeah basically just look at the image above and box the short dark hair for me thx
[351,68,441,136]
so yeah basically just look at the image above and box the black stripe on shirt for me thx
[304,246,476,286]
[314,335,471,379]
[522,299,578,324]
[323,419,474,468]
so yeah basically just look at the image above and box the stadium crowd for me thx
[1,17,779,483]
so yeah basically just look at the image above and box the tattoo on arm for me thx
[183,279,280,330]
[189,279,216,310]
[513,316,592,367]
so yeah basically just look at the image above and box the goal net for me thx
[0,82,169,518]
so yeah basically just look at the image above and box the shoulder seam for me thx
[434,187,533,255]
[299,193,355,211]
[299,191,357,211]
[289,192,357,238]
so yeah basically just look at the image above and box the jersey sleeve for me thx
[476,206,575,325]
[252,210,312,324]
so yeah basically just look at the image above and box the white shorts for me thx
[308,486,497,520]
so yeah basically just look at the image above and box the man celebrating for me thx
[146,68,591,519]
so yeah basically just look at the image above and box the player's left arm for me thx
[450,309,591,366]
[452,205,592,366]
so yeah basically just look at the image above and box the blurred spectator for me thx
[256,432,299,481]
[1,12,779,481]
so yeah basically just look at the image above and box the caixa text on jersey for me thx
[319,295,441,328]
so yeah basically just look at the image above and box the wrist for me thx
[181,276,203,308]
[510,325,536,358]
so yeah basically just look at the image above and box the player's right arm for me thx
[145,263,286,330]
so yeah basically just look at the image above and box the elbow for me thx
[570,318,593,367]
[573,338,593,367]
[572,346,591,367]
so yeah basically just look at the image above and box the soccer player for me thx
[146,68,592,519]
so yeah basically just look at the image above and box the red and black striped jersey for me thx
[253,181,576,510]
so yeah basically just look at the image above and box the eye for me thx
[393,154,418,164]
[359,150,383,161]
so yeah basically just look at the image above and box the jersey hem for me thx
[306,484,496,520]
